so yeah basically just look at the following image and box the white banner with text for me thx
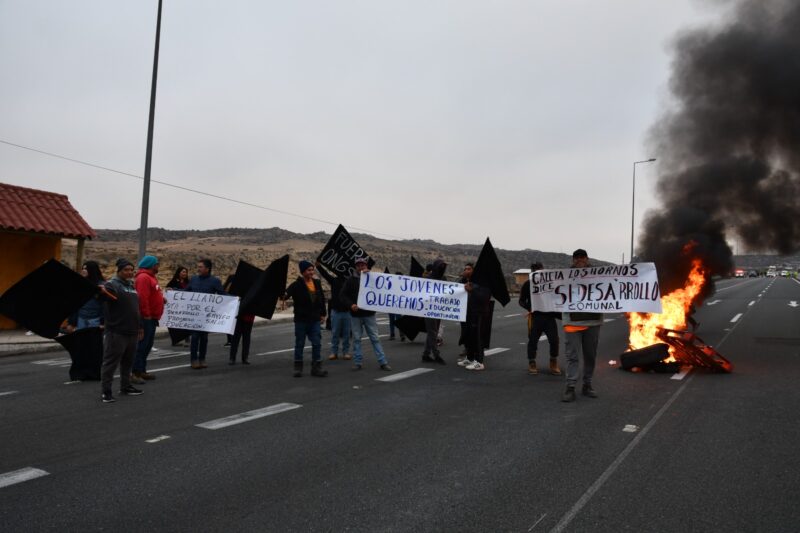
[163,290,240,334]
[356,272,468,322]
[530,263,662,314]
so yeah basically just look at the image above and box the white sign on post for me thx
[530,263,662,314]
[356,272,468,322]
[163,290,240,335]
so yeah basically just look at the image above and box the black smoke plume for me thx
[639,0,800,295]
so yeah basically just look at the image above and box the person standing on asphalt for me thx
[421,259,448,365]
[100,258,144,403]
[561,249,602,402]
[315,262,352,361]
[186,258,225,369]
[132,255,164,383]
[461,263,492,371]
[340,258,392,372]
[284,260,328,377]
[518,262,562,376]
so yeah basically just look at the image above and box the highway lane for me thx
[1,277,798,531]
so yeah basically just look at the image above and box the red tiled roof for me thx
[0,182,96,239]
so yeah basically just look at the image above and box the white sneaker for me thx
[466,361,485,371]
[151,347,159,352]
[458,358,473,367]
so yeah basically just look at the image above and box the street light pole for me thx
[138,0,163,261]
[630,158,656,263]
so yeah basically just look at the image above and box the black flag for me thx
[229,260,264,297]
[56,327,103,381]
[0,259,97,338]
[471,238,510,306]
[240,255,289,319]
[316,224,375,277]
[409,256,425,278]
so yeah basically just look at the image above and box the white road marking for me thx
[375,368,435,383]
[706,300,721,306]
[622,425,639,433]
[145,435,171,443]
[150,351,189,361]
[254,335,389,357]
[603,318,615,323]
[504,313,522,318]
[528,513,548,531]
[196,403,302,430]
[670,367,692,380]
[0,391,19,397]
[748,300,755,307]
[0,467,49,489]
[484,347,510,356]
[147,364,190,373]
[32,358,70,366]
[789,301,798,308]
[730,313,743,323]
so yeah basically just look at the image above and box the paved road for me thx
[1,277,799,532]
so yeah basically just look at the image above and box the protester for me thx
[315,263,352,360]
[99,258,144,403]
[340,258,392,371]
[461,263,492,371]
[387,271,406,341]
[283,260,328,377]
[421,259,447,365]
[222,274,236,347]
[229,313,255,365]
[518,262,562,376]
[561,249,602,402]
[132,255,164,383]
[166,265,190,347]
[69,260,106,330]
[186,258,225,369]
[167,266,189,290]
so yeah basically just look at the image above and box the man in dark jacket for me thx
[284,260,328,377]
[340,258,391,371]
[186,258,225,369]
[315,262,351,361]
[519,262,562,376]
[100,258,144,403]
[461,263,492,371]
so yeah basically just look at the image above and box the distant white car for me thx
[767,270,777,277]
[781,270,789,277]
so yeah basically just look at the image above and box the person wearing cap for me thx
[132,255,164,382]
[518,262,562,376]
[99,258,144,403]
[339,258,392,372]
[561,249,602,402]
[283,260,328,377]
[185,258,225,369]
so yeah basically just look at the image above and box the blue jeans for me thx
[190,332,209,362]
[294,320,322,363]
[351,315,387,365]
[330,309,351,356]
[76,316,102,330]
[133,318,157,373]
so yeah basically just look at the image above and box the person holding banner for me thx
[562,249,602,402]
[284,260,328,377]
[340,258,392,372]
[186,259,225,369]
[518,262,562,376]
[421,259,448,365]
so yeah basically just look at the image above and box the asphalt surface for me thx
[1,277,799,532]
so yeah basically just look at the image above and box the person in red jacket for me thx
[133,255,165,382]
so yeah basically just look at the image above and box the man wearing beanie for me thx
[186,258,225,369]
[100,258,144,403]
[283,260,328,377]
[133,255,164,382]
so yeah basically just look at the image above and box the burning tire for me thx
[620,343,670,370]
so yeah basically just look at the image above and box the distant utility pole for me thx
[138,0,163,260]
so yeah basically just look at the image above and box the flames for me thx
[628,258,706,354]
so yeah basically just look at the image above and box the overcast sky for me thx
[0,1,725,262]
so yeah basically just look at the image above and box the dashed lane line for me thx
[730,313,743,323]
[504,313,522,318]
[0,391,19,397]
[484,347,510,356]
[706,300,721,306]
[196,403,302,430]
[670,367,692,381]
[254,335,389,357]
[145,435,171,443]
[748,300,755,307]
[375,367,435,383]
[0,467,49,489]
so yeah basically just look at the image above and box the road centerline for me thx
[196,403,302,430]
[375,367,435,383]
[0,467,49,489]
